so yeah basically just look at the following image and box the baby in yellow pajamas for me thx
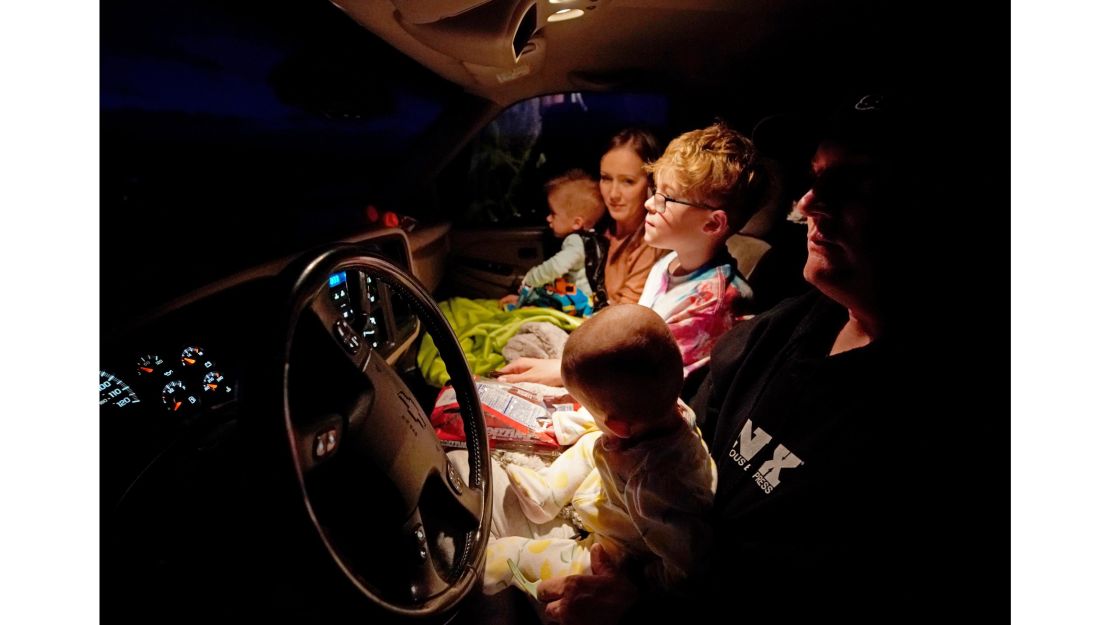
[483,304,717,596]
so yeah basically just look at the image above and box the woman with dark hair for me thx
[595,128,669,305]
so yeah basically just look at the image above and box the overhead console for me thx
[393,0,543,86]
[386,0,612,87]
[331,0,614,96]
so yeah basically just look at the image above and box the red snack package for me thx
[430,377,571,454]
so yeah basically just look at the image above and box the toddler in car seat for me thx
[500,170,608,316]
[483,304,717,596]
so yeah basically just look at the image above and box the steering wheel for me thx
[277,244,491,618]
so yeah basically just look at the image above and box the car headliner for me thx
[104,0,953,124]
[336,0,943,109]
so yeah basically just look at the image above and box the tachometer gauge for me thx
[100,371,141,409]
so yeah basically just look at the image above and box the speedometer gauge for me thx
[100,371,141,409]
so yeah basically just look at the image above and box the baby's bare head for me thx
[561,304,683,426]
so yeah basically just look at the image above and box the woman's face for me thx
[599,146,650,229]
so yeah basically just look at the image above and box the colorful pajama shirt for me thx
[638,251,752,376]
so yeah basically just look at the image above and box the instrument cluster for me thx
[100,344,235,417]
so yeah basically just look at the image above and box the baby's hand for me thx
[499,294,520,308]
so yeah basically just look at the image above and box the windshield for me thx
[101,0,468,317]
[446,92,672,228]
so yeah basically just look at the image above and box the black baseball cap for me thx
[753,93,914,165]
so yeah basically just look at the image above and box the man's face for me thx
[796,143,882,301]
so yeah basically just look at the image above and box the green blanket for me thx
[418,297,584,387]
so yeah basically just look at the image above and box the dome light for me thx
[548,8,584,22]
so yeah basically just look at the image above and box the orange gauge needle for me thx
[141,367,154,374]
[173,401,182,411]
[208,384,218,390]
[183,358,196,365]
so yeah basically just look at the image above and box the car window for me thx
[444,92,671,227]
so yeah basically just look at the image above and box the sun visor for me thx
[390,0,496,25]
[395,0,539,68]
[462,36,545,86]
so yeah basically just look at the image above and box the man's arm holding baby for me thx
[536,543,639,625]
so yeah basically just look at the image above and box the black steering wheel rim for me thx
[279,244,491,618]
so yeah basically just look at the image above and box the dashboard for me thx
[100,231,422,508]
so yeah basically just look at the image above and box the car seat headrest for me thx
[737,157,787,240]
[726,234,772,281]
[727,157,789,280]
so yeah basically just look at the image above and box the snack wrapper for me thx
[430,377,579,455]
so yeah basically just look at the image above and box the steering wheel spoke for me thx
[285,299,380,474]
[440,462,485,528]
[306,296,374,371]
[399,511,453,602]
[288,412,347,473]
[349,349,448,512]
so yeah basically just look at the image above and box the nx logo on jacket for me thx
[726,420,804,494]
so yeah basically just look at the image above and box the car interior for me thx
[101,0,1000,622]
